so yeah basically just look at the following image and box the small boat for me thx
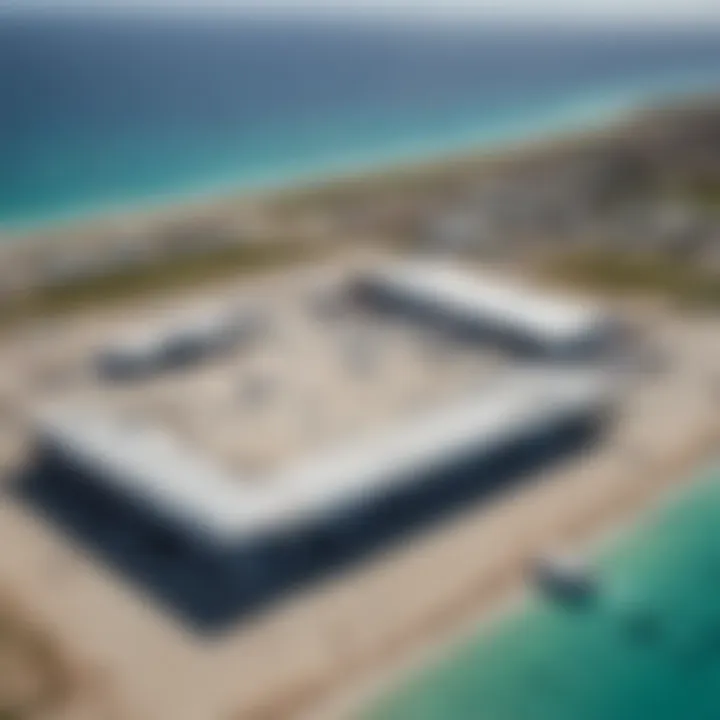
[531,552,597,606]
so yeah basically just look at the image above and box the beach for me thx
[321,311,720,720]
[4,86,720,335]
[367,464,720,720]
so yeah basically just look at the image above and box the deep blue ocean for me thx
[3,16,720,230]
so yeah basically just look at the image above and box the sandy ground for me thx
[0,297,719,720]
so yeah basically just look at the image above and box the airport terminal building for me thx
[25,261,618,627]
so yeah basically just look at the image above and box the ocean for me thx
[367,466,720,720]
[3,17,720,230]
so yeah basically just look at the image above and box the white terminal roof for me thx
[37,368,612,547]
[364,262,607,348]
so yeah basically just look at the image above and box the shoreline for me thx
[3,73,720,720]
[2,85,720,332]
[297,409,720,720]
[3,79,720,249]
[0,89,707,303]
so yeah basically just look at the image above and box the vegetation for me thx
[266,136,567,216]
[0,238,326,330]
[681,180,720,211]
[544,249,720,307]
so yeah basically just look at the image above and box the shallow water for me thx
[368,467,720,720]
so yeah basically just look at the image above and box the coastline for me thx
[1,84,718,301]
[4,70,720,246]
[316,419,720,720]
[2,46,720,718]
[3,85,720,333]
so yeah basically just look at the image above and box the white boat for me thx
[531,552,597,604]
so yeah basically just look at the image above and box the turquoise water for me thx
[368,467,720,720]
[5,19,720,232]
[9,70,720,234]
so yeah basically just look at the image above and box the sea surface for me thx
[367,466,720,720]
[3,17,720,230]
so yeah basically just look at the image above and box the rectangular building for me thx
[23,260,617,627]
